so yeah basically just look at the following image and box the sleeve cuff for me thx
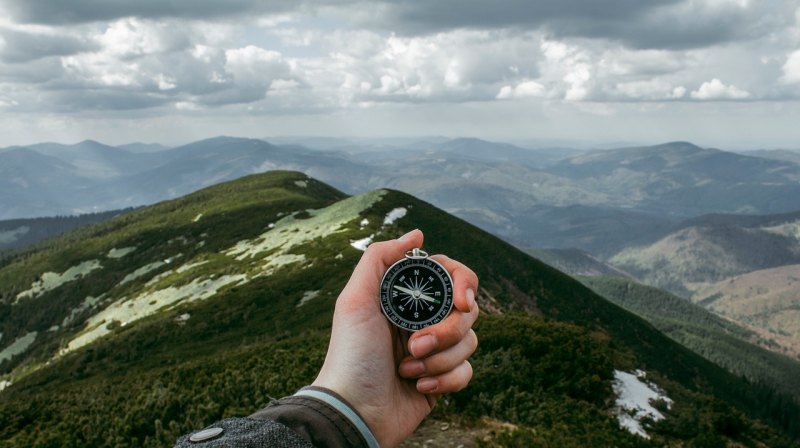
[294,387,380,448]
[249,386,380,448]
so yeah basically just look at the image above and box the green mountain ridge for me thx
[579,276,800,402]
[1,171,798,446]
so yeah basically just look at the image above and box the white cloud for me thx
[690,78,751,100]
[780,50,800,84]
[496,80,545,99]
[540,40,594,101]
[99,18,188,57]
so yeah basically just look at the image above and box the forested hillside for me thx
[1,172,798,447]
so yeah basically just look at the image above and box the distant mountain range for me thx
[1,172,798,446]
[4,137,800,263]
[4,136,800,364]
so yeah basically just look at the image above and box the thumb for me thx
[338,229,424,308]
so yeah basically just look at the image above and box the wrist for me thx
[294,386,380,448]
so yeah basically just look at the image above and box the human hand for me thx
[312,229,479,447]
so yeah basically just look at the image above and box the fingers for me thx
[430,254,479,314]
[401,253,479,399]
[415,360,473,394]
[407,256,479,359]
[399,329,477,378]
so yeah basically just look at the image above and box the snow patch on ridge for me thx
[297,290,320,307]
[0,331,37,363]
[62,274,247,356]
[612,370,672,439]
[107,247,136,259]
[120,261,166,285]
[226,190,387,261]
[383,207,407,225]
[16,260,103,301]
[177,260,209,273]
[351,235,373,251]
[62,294,106,327]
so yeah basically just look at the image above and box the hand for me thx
[312,229,480,447]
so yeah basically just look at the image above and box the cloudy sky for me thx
[1,0,799,149]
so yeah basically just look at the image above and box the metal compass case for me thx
[380,248,454,331]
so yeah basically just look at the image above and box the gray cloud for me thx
[355,0,787,50]
[0,28,97,62]
[1,0,300,24]
[2,0,786,51]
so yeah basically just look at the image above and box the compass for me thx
[380,248,454,331]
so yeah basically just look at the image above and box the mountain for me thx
[1,171,798,446]
[432,137,572,168]
[607,210,800,360]
[25,140,158,178]
[116,142,171,153]
[4,137,797,258]
[527,248,632,277]
[0,136,368,220]
[739,149,800,165]
[580,276,800,399]
[0,148,92,219]
[609,210,800,295]
[548,141,800,216]
[505,204,675,257]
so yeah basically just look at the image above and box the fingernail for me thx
[466,288,476,309]
[399,229,418,241]
[403,360,426,377]
[410,334,437,358]
[417,377,438,394]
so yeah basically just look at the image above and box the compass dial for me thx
[380,252,453,331]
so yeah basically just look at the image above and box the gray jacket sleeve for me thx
[175,386,380,448]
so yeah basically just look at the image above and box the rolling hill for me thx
[691,264,800,356]
[607,210,800,357]
[1,171,798,446]
[527,248,632,277]
[609,211,800,293]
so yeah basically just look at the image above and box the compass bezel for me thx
[379,255,454,331]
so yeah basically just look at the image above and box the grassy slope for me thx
[0,171,798,447]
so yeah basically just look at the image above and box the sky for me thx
[1,0,800,149]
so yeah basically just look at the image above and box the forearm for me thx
[175,387,379,448]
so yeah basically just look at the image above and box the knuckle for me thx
[467,329,478,352]
[364,240,388,256]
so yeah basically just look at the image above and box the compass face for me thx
[380,256,453,331]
